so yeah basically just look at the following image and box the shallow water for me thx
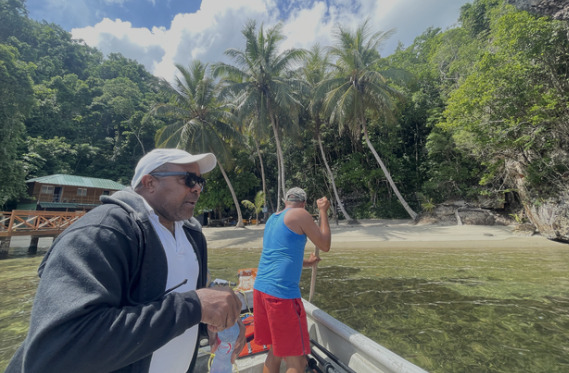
[2,243,569,372]
[204,244,569,372]
[0,255,43,372]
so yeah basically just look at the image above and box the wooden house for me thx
[21,174,126,211]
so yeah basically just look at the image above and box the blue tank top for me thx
[254,208,307,299]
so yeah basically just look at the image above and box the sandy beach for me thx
[203,219,566,250]
[8,219,565,253]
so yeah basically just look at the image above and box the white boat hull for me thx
[302,300,427,373]
[197,290,427,373]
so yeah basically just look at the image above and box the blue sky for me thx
[25,0,472,81]
[27,0,202,30]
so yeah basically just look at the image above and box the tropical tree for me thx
[317,20,418,220]
[153,60,246,227]
[0,44,34,206]
[441,5,569,203]
[237,107,271,212]
[0,0,30,42]
[301,44,357,223]
[213,20,306,210]
[241,191,265,225]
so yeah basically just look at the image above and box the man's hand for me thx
[303,252,321,267]
[317,197,330,212]
[296,196,331,252]
[196,288,241,331]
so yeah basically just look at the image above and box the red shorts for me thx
[253,289,310,357]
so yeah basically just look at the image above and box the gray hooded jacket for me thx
[7,188,208,373]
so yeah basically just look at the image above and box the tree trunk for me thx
[277,171,282,212]
[218,162,245,228]
[317,133,357,224]
[363,124,418,220]
[266,101,287,209]
[270,116,286,211]
[253,137,268,211]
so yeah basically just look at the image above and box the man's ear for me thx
[140,174,155,190]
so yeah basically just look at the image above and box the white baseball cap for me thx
[131,148,217,188]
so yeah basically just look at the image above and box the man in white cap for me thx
[253,187,331,373]
[7,148,244,373]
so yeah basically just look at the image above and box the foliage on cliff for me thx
[1,0,568,225]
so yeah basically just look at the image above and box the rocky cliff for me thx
[507,0,569,19]
[420,1,569,242]
[506,1,569,242]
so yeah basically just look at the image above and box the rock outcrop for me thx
[417,200,512,227]
[417,195,569,243]
[524,192,569,242]
[507,0,569,20]
[504,160,569,243]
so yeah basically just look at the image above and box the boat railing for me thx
[303,300,428,373]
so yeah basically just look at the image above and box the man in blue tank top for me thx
[253,187,331,373]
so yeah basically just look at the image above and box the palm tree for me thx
[213,20,306,210]
[153,60,247,227]
[301,44,358,224]
[241,191,266,225]
[242,115,277,213]
[317,20,418,220]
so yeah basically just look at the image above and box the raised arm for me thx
[287,197,331,252]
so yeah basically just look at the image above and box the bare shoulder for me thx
[285,207,312,220]
[284,207,313,233]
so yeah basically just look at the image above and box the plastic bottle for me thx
[210,322,240,373]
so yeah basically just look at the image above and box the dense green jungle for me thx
[1,0,569,227]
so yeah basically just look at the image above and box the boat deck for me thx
[194,292,428,373]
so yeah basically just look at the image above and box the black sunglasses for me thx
[149,172,206,191]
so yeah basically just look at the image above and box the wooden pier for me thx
[0,210,85,258]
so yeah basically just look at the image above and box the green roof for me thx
[26,174,126,190]
[38,202,99,209]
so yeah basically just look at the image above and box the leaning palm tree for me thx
[213,20,306,210]
[301,44,357,224]
[153,60,246,227]
[317,20,418,220]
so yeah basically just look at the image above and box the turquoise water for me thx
[2,243,569,372]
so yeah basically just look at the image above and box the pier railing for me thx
[0,210,85,237]
[1,210,86,258]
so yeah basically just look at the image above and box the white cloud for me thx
[280,2,335,51]
[373,0,466,54]
[70,0,470,81]
[152,0,274,80]
[72,19,168,73]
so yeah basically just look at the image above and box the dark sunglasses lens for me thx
[185,173,205,190]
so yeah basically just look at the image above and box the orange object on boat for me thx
[235,268,257,291]
[238,315,271,357]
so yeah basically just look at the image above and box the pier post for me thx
[28,236,39,255]
[0,237,10,259]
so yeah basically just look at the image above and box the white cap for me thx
[131,148,217,188]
